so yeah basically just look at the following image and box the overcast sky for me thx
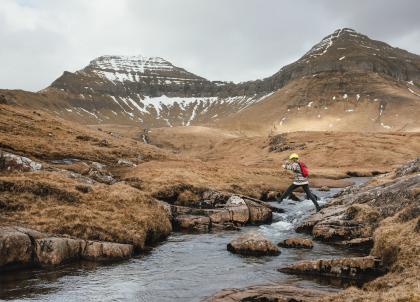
[1,0,420,91]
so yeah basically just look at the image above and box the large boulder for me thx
[278,237,313,249]
[0,227,34,269]
[82,241,133,261]
[34,237,85,266]
[226,196,249,225]
[244,199,272,224]
[279,256,385,279]
[174,215,210,233]
[227,232,280,256]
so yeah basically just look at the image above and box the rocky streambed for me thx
[0,179,375,302]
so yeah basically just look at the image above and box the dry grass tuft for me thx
[0,171,172,251]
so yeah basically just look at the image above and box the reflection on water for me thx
[0,181,369,302]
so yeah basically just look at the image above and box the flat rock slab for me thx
[82,241,133,261]
[227,232,280,256]
[204,284,329,302]
[279,256,385,279]
[278,237,313,249]
[174,215,210,233]
[312,219,371,241]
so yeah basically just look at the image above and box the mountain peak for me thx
[303,28,366,59]
[74,54,206,85]
[88,55,174,74]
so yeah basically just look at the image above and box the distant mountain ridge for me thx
[3,28,420,131]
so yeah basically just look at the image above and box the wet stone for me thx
[278,237,313,249]
[227,232,280,256]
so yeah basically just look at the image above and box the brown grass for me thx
[0,104,168,164]
[0,171,171,251]
[1,104,419,265]
[109,126,420,199]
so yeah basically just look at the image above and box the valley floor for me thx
[0,104,419,301]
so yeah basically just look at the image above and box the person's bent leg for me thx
[302,184,321,211]
[277,184,298,203]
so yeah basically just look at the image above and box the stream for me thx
[0,178,370,302]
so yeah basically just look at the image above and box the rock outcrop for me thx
[0,151,42,172]
[204,284,328,302]
[87,161,116,184]
[296,159,419,246]
[279,256,385,279]
[227,232,280,256]
[278,237,313,249]
[0,226,134,270]
[167,192,273,233]
[0,227,34,269]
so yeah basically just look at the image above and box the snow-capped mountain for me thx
[43,54,272,127]
[6,28,420,132]
[216,28,420,133]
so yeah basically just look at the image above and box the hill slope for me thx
[216,28,420,133]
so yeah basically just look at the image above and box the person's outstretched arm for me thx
[283,161,297,171]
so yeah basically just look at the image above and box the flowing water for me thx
[0,178,370,302]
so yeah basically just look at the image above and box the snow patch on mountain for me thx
[90,55,198,84]
[306,28,344,58]
[91,55,174,73]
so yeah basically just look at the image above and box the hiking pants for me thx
[279,183,320,210]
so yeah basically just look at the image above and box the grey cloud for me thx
[0,0,419,91]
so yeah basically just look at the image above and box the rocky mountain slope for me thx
[2,28,420,132]
[34,55,273,127]
[216,28,420,133]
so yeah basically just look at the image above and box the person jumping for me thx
[277,153,321,212]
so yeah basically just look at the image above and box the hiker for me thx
[277,153,321,212]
